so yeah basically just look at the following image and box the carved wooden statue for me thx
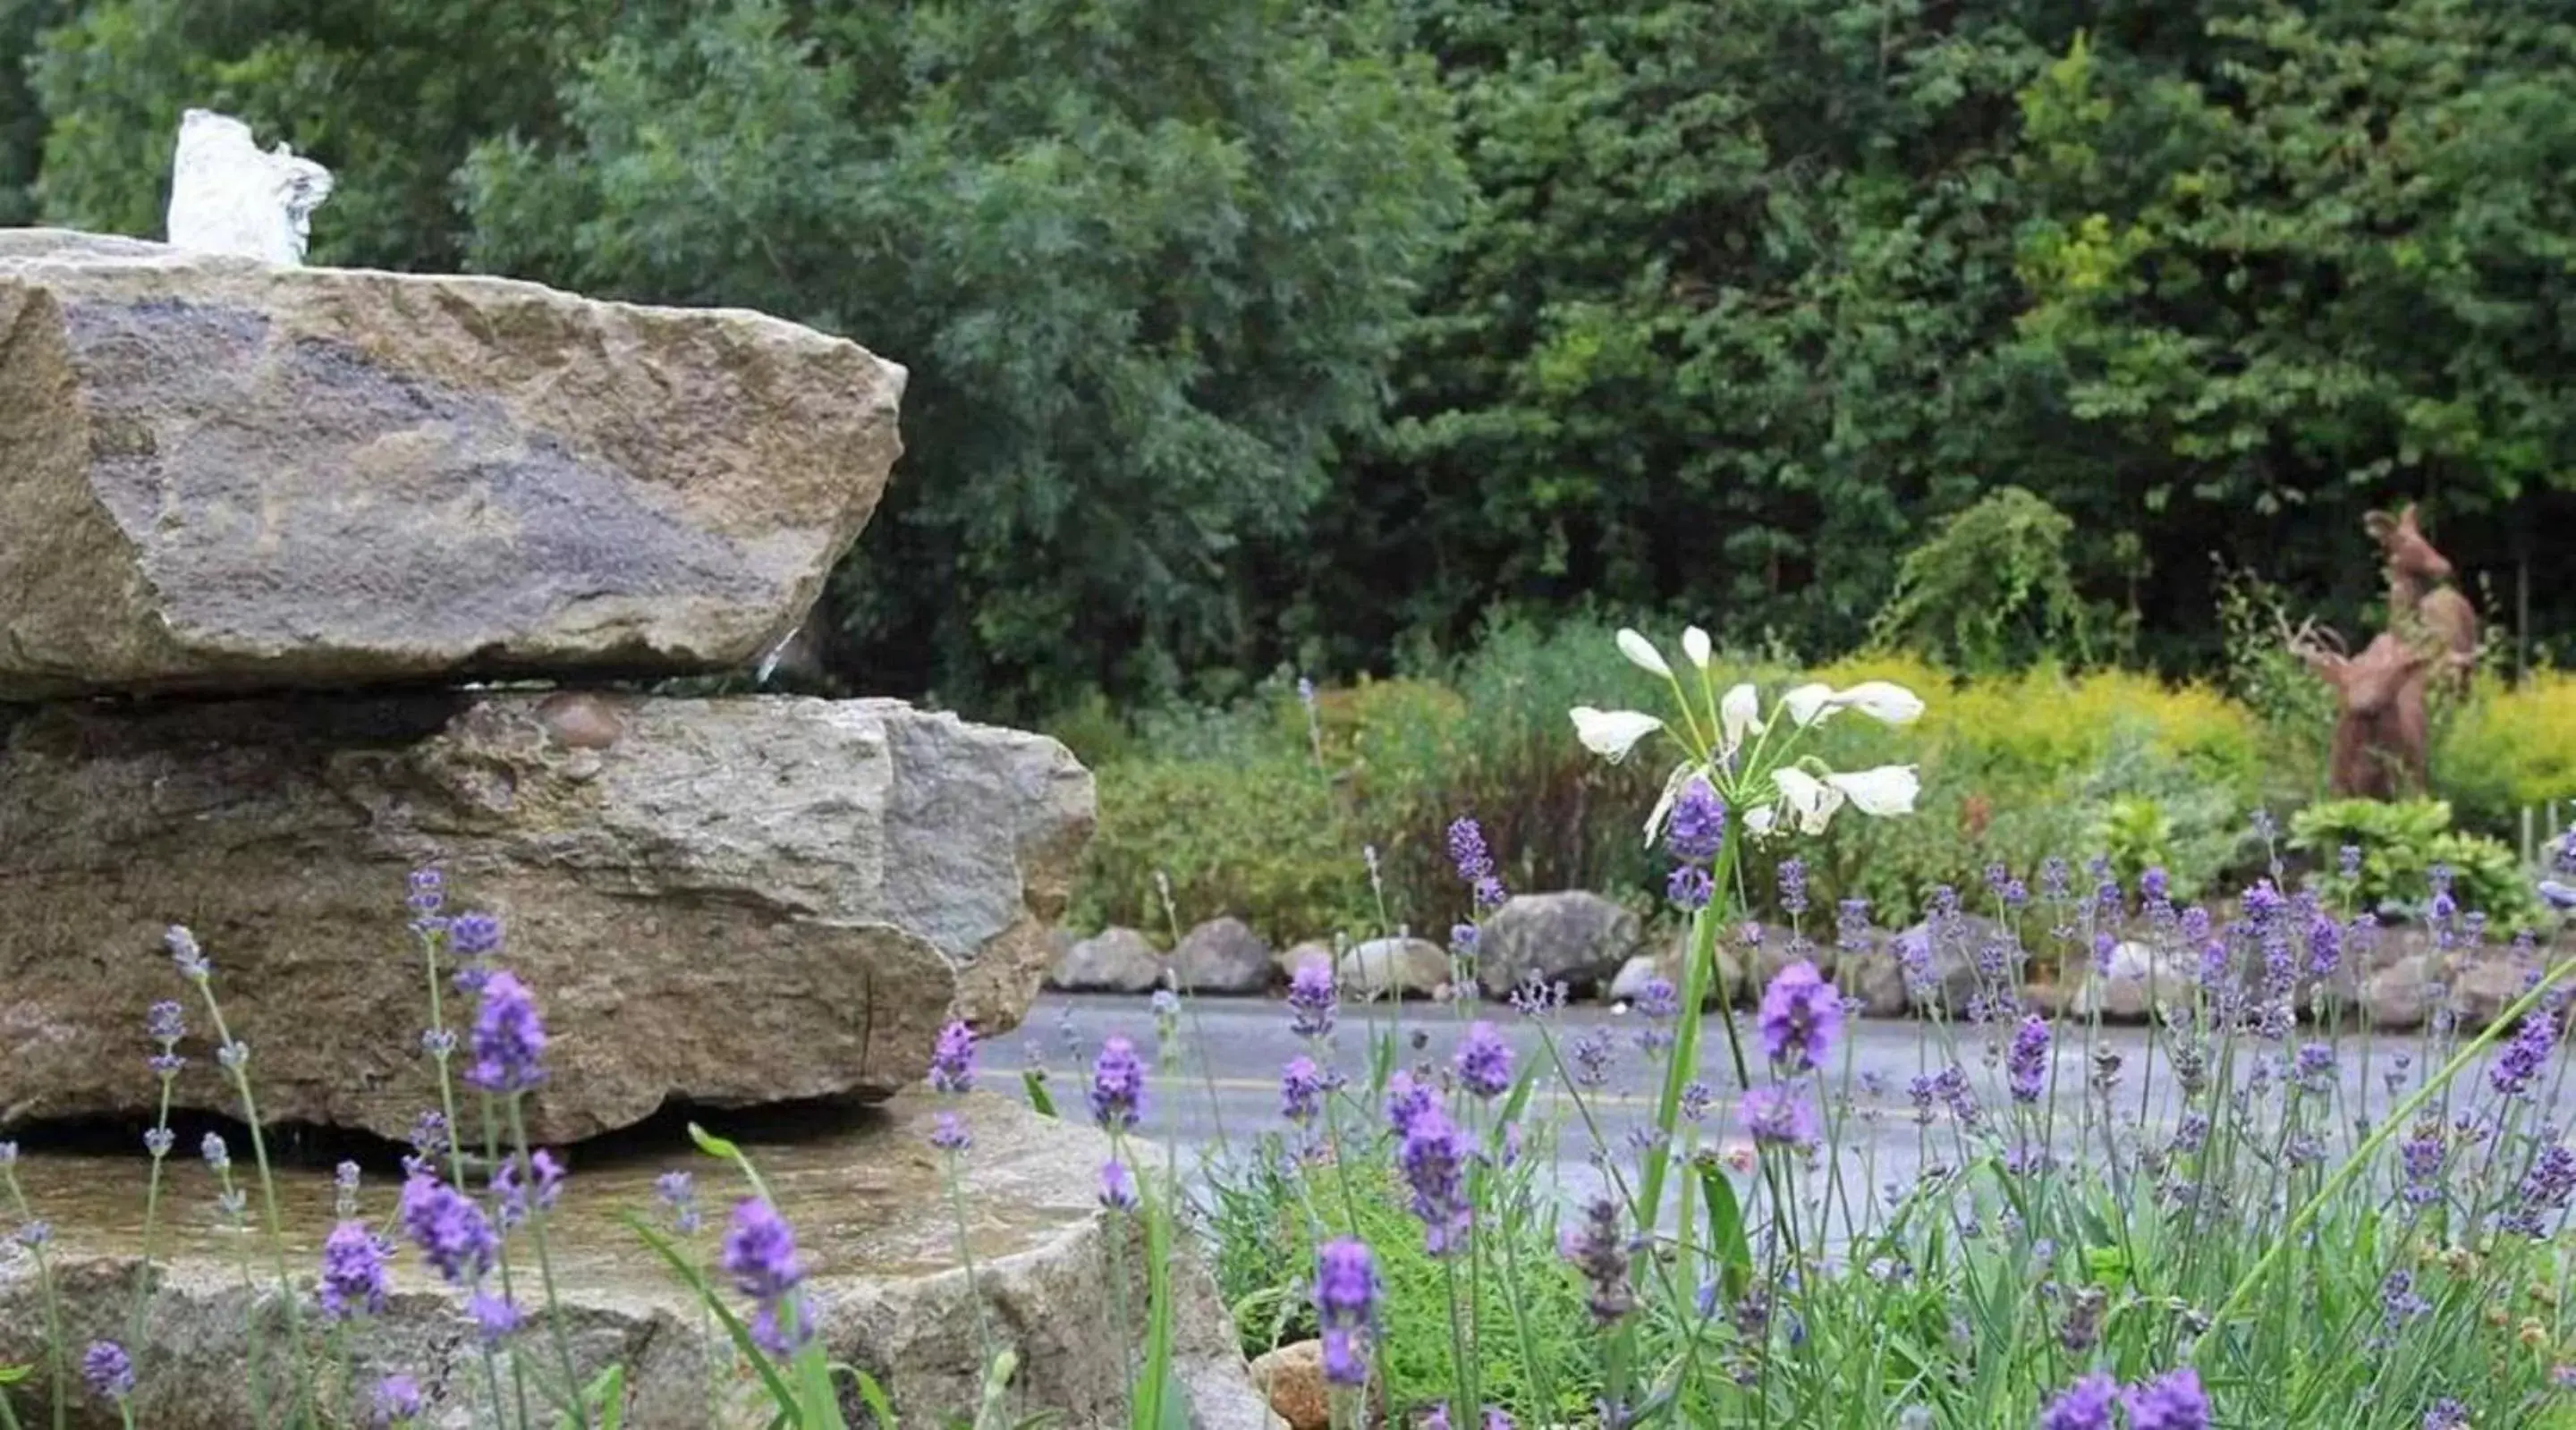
[2363,503,2478,685]
[2294,624,2437,800]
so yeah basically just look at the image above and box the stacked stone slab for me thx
[0,230,1092,1138]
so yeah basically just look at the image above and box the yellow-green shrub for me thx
[2432,671,2576,835]
[1071,752,1375,945]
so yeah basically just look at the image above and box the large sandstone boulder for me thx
[0,692,1089,1141]
[0,1094,1277,1430]
[1171,918,1274,995]
[1337,937,1448,1002]
[1475,892,1641,999]
[1052,927,1165,994]
[0,230,904,699]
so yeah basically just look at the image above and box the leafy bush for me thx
[2288,798,2546,931]
[1072,750,1374,944]
[1867,487,2095,673]
[2433,672,2576,837]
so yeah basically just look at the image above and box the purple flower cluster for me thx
[2008,1015,2051,1104]
[1287,957,1337,1039]
[2040,1367,2207,1430]
[1666,864,1714,911]
[80,1341,133,1401]
[929,1113,972,1153]
[463,970,547,1094]
[146,1000,186,1080]
[318,1220,394,1320]
[1665,778,1727,865]
[2504,1142,2576,1238]
[1384,1070,1435,1135]
[372,1374,424,1425]
[1448,817,1507,910]
[491,1149,565,1226]
[722,1197,811,1353]
[1757,961,1842,1072]
[1740,1085,1817,1149]
[657,1170,701,1234]
[1312,1239,1377,1385]
[1281,1056,1327,1125]
[165,925,208,981]
[2038,1373,2117,1430]
[1098,1159,1139,1212]
[1776,857,1808,917]
[2491,1011,2557,1099]
[1453,1022,1513,1100]
[1400,1108,1474,1254]
[929,1020,978,1095]
[397,1173,497,1285]
[1088,1037,1148,1131]
[1559,1197,1634,1325]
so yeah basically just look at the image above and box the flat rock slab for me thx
[0,229,905,699]
[0,1094,1277,1429]
[0,693,1090,1141]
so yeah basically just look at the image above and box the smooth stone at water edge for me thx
[0,229,903,699]
[1606,937,1749,1010]
[2362,952,2435,1031]
[1338,937,1448,1001]
[1172,918,1275,995]
[2067,941,2197,1022]
[0,1094,1278,1430]
[1476,892,1641,999]
[1052,927,1166,994]
[0,693,1089,1142]
[2444,944,2535,1031]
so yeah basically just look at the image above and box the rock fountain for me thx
[0,115,1270,1429]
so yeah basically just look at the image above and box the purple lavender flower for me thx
[2492,1012,2556,1099]
[462,970,546,1094]
[408,867,445,915]
[1569,1028,1614,1087]
[1453,1022,1513,1100]
[468,1290,518,1344]
[318,1221,393,1320]
[1636,977,1680,1021]
[2139,867,2170,906]
[2123,1367,2209,1430]
[1666,864,1714,910]
[722,1197,811,1353]
[1665,778,1726,865]
[1559,1197,1634,1325]
[143,1128,174,1158]
[2380,1269,2430,1331]
[371,1374,423,1426]
[1098,1159,1139,1212]
[490,1149,564,1226]
[1287,957,1337,1038]
[1449,816,1495,886]
[449,911,503,958]
[1384,1070,1435,1135]
[165,925,208,980]
[146,1000,184,1044]
[1681,1080,1715,1122]
[1741,1085,1817,1149]
[2038,858,2071,901]
[1399,1107,1473,1254]
[1281,1056,1327,1125]
[929,1112,972,1153]
[1088,1037,1147,1131]
[2505,1142,2576,1238]
[1757,960,1843,1072]
[2423,1399,2468,1430]
[656,1171,701,1233]
[929,1019,977,1095]
[80,1341,133,1401]
[2292,1041,2336,1094]
[2008,1015,2051,1104]
[1509,976,1569,1018]
[1776,857,1809,917]
[1312,1239,1377,1386]
[201,1132,229,1171]
[396,1173,496,1285]
[2038,1373,2117,1430]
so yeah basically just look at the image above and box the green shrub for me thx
[1867,487,2095,673]
[2287,797,2546,931]
[1072,752,1374,944]
[2431,671,2576,837]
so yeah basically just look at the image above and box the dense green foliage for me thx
[5,0,2572,710]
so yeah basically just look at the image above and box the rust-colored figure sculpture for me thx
[2294,625,2437,800]
[2363,503,2479,685]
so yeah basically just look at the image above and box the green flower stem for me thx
[191,982,316,1429]
[125,1076,176,1355]
[1636,833,1749,1242]
[504,1096,590,1426]
[0,1166,68,1430]
[2199,953,2576,1345]
[937,1138,999,1366]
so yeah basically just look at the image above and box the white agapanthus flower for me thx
[1571,626,1927,846]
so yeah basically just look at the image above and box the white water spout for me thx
[165,108,335,266]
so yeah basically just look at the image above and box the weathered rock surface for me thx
[2363,952,2436,1031]
[0,692,1090,1141]
[1275,940,1338,986]
[1250,1340,1332,1430]
[1053,927,1166,994]
[0,1095,1277,1430]
[2066,941,2197,1022]
[1337,937,1448,1001]
[1476,892,1640,999]
[0,230,905,699]
[1172,918,1274,995]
